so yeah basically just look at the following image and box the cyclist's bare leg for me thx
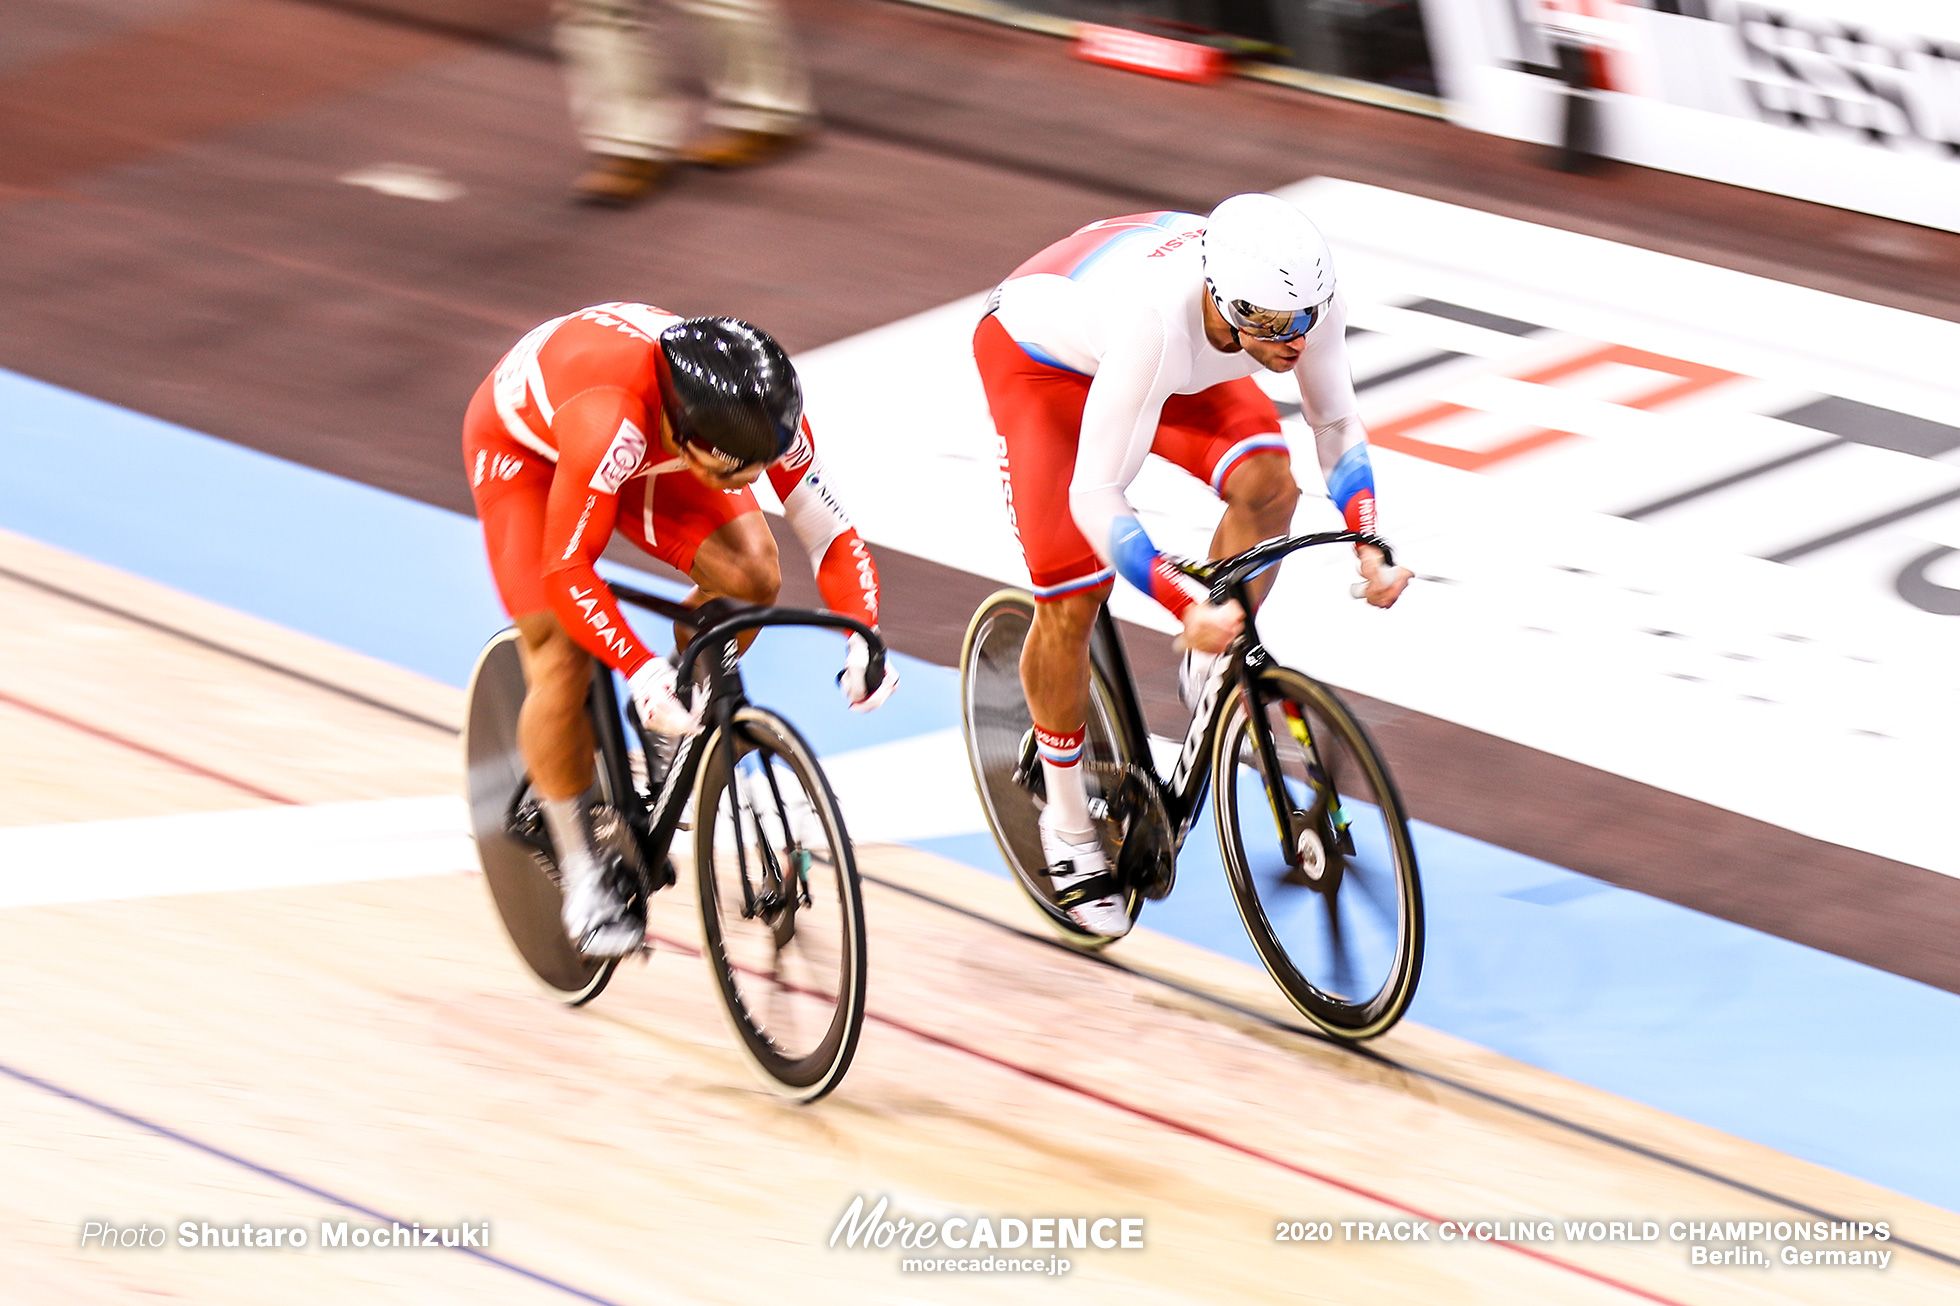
[1019,580,1128,932]
[1021,583,1110,833]
[514,609,641,947]
[1210,450,1300,609]
[514,611,596,801]
[1021,585,1106,741]
[674,512,782,652]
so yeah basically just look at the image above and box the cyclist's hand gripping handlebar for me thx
[1171,531,1398,607]
[839,632,895,711]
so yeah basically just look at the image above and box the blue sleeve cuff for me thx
[1327,444,1375,515]
[1108,515,1160,597]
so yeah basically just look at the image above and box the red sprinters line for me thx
[876,1007,1689,1306]
[0,689,299,806]
[656,925,1690,1306]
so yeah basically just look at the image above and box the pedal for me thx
[506,795,553,856]
[1012,728,1047,800]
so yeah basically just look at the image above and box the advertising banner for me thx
[1422,0,1960,231]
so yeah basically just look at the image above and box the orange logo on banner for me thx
[1368,344,1737,472]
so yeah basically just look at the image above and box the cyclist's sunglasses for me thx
[1222,296,1323,343]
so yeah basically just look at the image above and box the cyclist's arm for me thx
[1291,295,1377,535]
[764,418,881,630]
[1067,311,1207,617]
[537,386,658,677]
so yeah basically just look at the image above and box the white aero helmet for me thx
[1202,193,1334,341]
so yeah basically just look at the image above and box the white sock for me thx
[540,796,598,879]
[1040,759,1094,834]
[1035,725,1093,835]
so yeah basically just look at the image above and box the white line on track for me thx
[0,796,473,908]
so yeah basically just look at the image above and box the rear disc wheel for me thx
[958,590,1141,947]
[463,628,620,1006]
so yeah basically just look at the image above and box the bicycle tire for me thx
[694,706,866,1101]
[957,589,1144,947]
[1212,665,1423,1040]
[463,629,620,1006]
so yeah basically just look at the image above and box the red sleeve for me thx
[538,386,657,677]
[814,529,880,629]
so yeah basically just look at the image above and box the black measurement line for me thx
[1768,485,1960,563]
[1619,438,1843,520]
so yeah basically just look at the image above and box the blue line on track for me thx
[0,1059,633,1306]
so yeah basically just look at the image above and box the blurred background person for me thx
[555,0,816,206]
[1532,0,1622,173]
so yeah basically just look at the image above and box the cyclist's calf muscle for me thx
[1021,585,1109,736]
[515,612,598,801]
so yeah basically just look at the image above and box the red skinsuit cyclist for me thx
[464,303,894,956]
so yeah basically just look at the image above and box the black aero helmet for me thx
[655,317,802,467]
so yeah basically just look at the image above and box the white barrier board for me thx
[1422,0,1960,232]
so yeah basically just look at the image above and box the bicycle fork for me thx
[726,729,809,953]
[1242,672,1351,883]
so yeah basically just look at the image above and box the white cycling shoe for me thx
[559,855,646,958]
[1038,808,1132,939]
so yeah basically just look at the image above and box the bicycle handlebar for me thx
[1171,531,1396,606]
[607,581,889,700]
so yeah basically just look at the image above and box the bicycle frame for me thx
[592,582,888,887]
[1090,531,1393,873]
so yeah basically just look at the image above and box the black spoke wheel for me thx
[1213,665,1423,1040]
[694,707,866,1101]
[463,628,620,1006]
[958,590,1143,947]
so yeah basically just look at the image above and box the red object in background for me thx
[1075,24,1228,84]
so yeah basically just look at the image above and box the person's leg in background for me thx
[673,0,816,169]
[554,0,687,204]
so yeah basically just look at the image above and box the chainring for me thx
[1094,762,1176,901]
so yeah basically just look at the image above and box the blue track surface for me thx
[5,366,1957,1213]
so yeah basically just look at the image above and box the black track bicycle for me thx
[960,531,1423,1041]
[464,583,886,1100]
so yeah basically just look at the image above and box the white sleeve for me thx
[1067,309,1183,570]
[767,423,853,567]
[1290,294,1367,485]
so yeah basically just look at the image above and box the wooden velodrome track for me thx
[4,531,1958,1303]
[4,1,1960,1300]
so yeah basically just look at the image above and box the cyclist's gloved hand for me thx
[1178,599,1244,656]
[838,632,898,712]
[628,657,705,736]
[1353,543,1412,609]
